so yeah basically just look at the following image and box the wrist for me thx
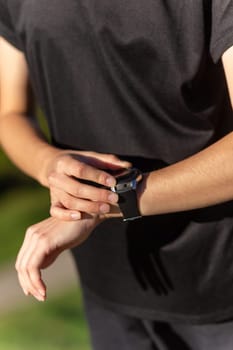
[136,172,150,216]
[104,167,143,221]
[80,213,105,231]
[37,145,62,187]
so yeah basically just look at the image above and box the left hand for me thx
[15,215,100,301]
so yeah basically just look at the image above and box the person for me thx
[1,1,233,349]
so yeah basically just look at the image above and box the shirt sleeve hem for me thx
[0,23,22,51]
[211,29,233,63]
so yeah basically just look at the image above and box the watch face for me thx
[111,168,142,193]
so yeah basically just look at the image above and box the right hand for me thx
[44,150,131,221]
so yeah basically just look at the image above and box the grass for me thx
[0,147,91,350]
[0,287,91,350]
[0,185,50,265]
[0,152,20,178]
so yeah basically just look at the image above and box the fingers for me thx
[15,216,97,302]
[49,175,118,220]
[50,205,81,221]
[80,152,132,170]
[55,155,117,187]
[15,219,55,301]
[46,152,130,220]
[49,173,118,203]
[16,240,47,302]
[17,264,46,302]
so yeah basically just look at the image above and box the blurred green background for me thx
[0,114,91,349]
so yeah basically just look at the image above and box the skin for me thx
[1,37,233,300]
[15,215,102,301]
[0,38,131,219]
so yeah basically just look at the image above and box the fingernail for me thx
[36,295,45,302]
[100,204,110,213]
[39,289,46,296]
[108,193,118,203]
[106,177,115,187]
[70,212,81,220]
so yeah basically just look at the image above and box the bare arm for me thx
[3,32,232,218]
[15,47,233,302]
[44,43,233,220]
[138,46,233,216]
[0,37,59,184]
[0,37,130,218]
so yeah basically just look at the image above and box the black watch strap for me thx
[118,190,142,221]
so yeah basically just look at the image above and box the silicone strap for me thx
[118,190,142,221]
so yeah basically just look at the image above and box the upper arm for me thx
[0,36,34,118]
[222,45,233,110]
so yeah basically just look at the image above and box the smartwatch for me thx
[110,168,143,222]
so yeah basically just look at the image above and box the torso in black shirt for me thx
[1,0,233,323]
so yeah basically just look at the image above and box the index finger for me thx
[63,157,117,187]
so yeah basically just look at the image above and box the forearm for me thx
[139,131,233,215]
[0,112,60,186]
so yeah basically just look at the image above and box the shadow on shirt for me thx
[126,199,233,296]
[125,213,186,295]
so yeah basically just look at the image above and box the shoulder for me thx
[222,46,233,109]
[210,0,233,63]
[0,0,23,50]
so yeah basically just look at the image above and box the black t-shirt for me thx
[1,0,233,324]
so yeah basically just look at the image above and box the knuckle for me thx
[50,191,60,204]
[50,206,65,220]
[37,233,48,245]
[56,158,66,172]
[35,234,49,252]
[63,195,76,209]
[86,201,99,213]
[25,225,36,238]
[74,183,83,197]
[108,154,118,162]
[28,229,47,245]
[100,189,110,202]
[48,172,57,185]
[97,171,107,185]
[76,162,85,178]
[50,206,57,217]
[30,229,41,240]
[62,196,72,209]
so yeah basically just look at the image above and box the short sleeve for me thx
[0,1,22,50]
[210,0,233,63]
